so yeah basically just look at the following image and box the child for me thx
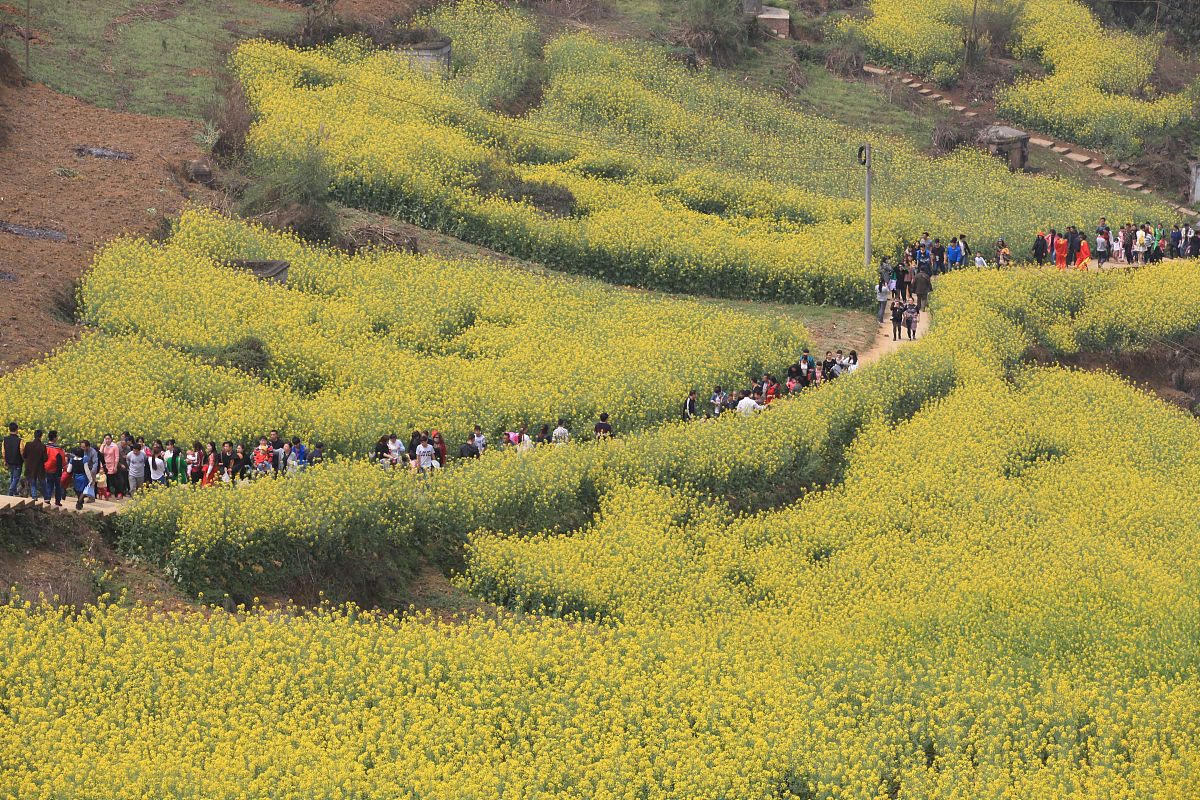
[996,240,1012,268]
[95,468,109,501]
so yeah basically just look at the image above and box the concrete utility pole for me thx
[859,143,873,272]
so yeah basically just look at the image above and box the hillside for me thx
[2,1,1200,798]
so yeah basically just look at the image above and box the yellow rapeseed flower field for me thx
[5,261,1200,797]
[0,5,1197,791]
[231,0,1171,306]
[852,0,1199,153]
[0,208,809,455]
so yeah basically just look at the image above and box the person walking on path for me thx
[1095,230,1109,269]
[126,443,148,495]
[1032,231,1048,266]
[22,429,47,503]
[1054,234,1069,270]
[995,239,1012,269]
[1065,227,1080,267]
[890,299,905,342]
[947,238,963,271]
[903,301,920,341]
[3,423,21,496]
[911,270,932,312]
[67,447,94,510]
[878,256,893,291]
[43,432,66,507]
[875,281,890,323]
[1076,238,1092,271]
[1134,225,1148,266]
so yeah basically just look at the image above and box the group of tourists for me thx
[3,425,325,507]
[3,342,872,503]
[875,217,1198,338]
[692,348,861,420]
[1032,220,1200,270]
[370,421,579,472]
[876,232,950,338]
[12,212,1194,507]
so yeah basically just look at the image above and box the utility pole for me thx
[859,143,873,272]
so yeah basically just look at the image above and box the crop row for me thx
[0,209,808,456]
[232,0,1170,306]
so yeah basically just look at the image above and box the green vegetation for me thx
[0,0,299,117]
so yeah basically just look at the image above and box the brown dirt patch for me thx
[0,507,193,610]
[0,81,218,371]
[331,0,433,22]
[104,0,185,42]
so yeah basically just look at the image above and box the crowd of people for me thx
[693,348,862,420]
[2,345,872,505]
[1031,219,1200,270]
[2,426,329,508]
[875,218,1199,336]
[12,216,1192,508]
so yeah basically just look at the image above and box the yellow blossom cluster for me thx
[232,3,1170,304]
[0,208,808,454]
[8,276,1200,796]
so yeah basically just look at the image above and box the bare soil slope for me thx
[0,82,216,369]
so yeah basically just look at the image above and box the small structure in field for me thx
[757,6,791,38]
[394,30,452,75]
[978,124,1031,171]
[229,259,289,286]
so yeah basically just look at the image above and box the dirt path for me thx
[863,63,1199,220]
[861,300,931,365]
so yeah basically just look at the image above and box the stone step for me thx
[1086,161,1104,170]
[1051,145,1071,154]
[1065,152,1092,164]
[1029,137,1054,148]
[863,65,889,76]
[1098,168,1115,177]
[963,111,978,117]
[919,88,934,95]
[952,105,966,112]
[1126,182,1145,190]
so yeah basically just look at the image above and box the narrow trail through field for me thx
[861,304,930,366]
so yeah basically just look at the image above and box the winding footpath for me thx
[863,63,1200,222]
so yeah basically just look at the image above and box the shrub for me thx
[238,146,339,243]
[678,0,752,67]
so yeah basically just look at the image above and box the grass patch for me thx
[0,0,300,118]
[735,38,950,146]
